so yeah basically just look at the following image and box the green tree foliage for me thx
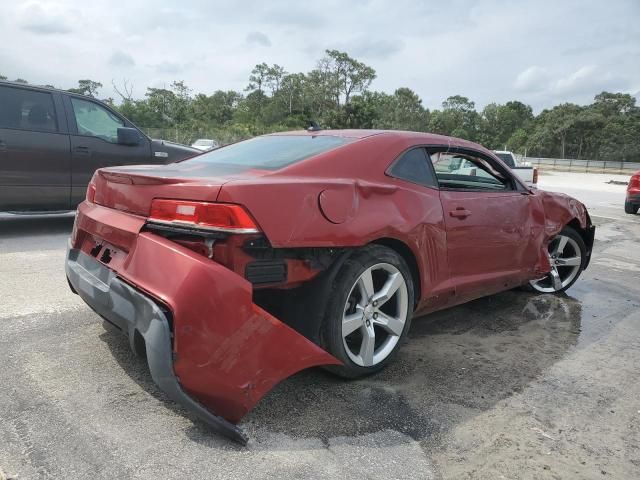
[67,79,102,97]
[11,51,638,160]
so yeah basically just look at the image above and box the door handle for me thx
[449,207,471,219]
[74,146,90,156]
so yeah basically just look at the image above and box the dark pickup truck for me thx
[0,81,199,212]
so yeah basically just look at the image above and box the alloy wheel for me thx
[342,263,409,367]
[530,234,582,293]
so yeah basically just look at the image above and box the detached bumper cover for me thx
[66,204,340,444]
[66,247,250,443]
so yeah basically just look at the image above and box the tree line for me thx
[3,50,639,161]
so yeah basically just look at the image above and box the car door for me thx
[385,147,453,312]
[64,95,152,207]
[0,84,71,211]
[429,147,537,302]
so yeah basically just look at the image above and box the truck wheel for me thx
[321,245,414,378]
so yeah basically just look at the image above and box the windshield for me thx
[186,135,352,170]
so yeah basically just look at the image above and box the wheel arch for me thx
[566,217,594,250]
[370,237,421,307]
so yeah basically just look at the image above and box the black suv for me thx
[0,81,199,212]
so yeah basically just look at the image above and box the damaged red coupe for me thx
[66,129,595,443]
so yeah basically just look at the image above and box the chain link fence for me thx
[524,157,640,174]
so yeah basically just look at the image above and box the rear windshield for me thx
[186,135,352,170]
[495,153,515,168]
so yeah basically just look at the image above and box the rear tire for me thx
[321,245,414,379]
[625,200,639,215]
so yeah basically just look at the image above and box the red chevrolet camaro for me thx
[66,129,595,443]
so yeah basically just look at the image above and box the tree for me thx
[68,79,102,97]
[480,100,533,149]
[0,74,7,80]
[323,50,376,106]
[13,78,28,84]
[374,88,428,131]
[593,92,636,116]
[430,95,480,141]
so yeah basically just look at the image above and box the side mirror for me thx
[117,127,141,146]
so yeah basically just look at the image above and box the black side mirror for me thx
[117,127,141,146]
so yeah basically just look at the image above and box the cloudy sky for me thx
[1,0,638,111]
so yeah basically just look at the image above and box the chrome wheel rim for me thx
[342,263,409,367]
[530,234,582,293]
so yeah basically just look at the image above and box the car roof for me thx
[267,129,489,152]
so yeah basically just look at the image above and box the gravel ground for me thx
[0,172,639,479]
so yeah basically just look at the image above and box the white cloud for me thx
[514,66,552,93]
[108,51,135,68]
[18,1,73,35]
[246,31,271,47]
[1,0,638,111]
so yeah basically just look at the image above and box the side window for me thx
[430,151,512,191]
[388,148,437,188]
[0,85,58,132]
[70,97,124,143]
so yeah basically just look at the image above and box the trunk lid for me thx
[93,162,267,216]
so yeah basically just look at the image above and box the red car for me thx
[625,170,640,214]
[66,130,595,443]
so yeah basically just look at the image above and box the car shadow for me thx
[97,288,582,449]
[243,289,582,445]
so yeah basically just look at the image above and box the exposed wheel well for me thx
[566,218,594,251]
[371,238,421,306]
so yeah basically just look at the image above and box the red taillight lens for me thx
[630,174,640,189]
[86,183,97,203]
[149,199,260,233]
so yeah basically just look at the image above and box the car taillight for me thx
[532,167,539,185]
[630,174,640,189]
[149,199,260,233]
[86,181,97,203]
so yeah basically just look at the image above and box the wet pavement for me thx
[1,178,639,479]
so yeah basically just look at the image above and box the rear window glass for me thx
[389,148,437,188]
[0,85,58,132]
[495,152,515,167]
[187,135,352,169]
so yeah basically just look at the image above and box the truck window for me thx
[70,97,124,143]
[495,152,516,168]
[0,85,58,132]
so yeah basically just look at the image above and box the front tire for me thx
[625,200,639,215]
[529,226,587,294]
[321,245,414,378]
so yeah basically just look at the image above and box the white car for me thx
[191,139,219,151]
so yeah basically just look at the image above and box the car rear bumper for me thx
[66,201,340,444]
[626,192,640,204]
[66,246,250,444]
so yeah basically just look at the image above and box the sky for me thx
[1,0,639,112]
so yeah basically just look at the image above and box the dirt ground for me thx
[0,172,638,479]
